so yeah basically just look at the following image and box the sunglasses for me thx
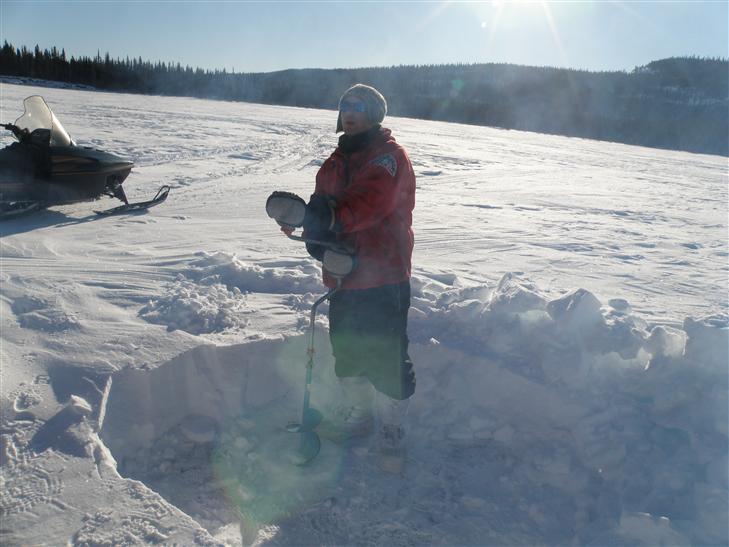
[340,101,367,113]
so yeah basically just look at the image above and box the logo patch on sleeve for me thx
[369,154,398,177]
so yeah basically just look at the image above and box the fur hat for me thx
[336,84,387,132]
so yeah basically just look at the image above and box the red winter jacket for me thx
[312,127,415,290]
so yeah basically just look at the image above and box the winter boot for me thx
[317,376,374,444]
[376,393,410,473]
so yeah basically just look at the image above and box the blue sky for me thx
[1,1,727,73]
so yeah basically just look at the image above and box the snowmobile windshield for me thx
[13,96,73,147]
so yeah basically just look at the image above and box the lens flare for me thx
[210,332,355,536]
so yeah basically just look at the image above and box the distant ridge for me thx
[1,42,726,156]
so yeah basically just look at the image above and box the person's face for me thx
[340,97,374,136]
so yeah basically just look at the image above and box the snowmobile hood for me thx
[50,145,134,176]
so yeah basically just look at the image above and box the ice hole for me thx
[101,334,346,542]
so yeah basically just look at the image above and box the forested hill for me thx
[1,42,727,156]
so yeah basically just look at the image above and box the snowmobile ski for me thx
[95,185,170,216]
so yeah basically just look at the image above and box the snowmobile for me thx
[0,95,169,218]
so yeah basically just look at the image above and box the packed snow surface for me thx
[0,83,727,546]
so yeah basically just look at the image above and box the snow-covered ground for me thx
[0,82,727,546]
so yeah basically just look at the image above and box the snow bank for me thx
[187,251,323,295]
[406,271,727,544]
[139,275,250,334]
[114,268,727,545]
[139,251,325,333]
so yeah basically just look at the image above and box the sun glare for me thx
[415,1,453,33]
[539,1,569,67]
[477,0,568,67]
[492,0,545,9]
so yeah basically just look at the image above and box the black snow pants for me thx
[328,280,416,400]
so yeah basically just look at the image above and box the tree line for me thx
[1,42,727,155]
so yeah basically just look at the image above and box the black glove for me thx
[306,241,326,261]
[303,194,335,235]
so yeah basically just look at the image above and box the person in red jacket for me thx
[302,84,416,471]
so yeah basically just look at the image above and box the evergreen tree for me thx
[0,42,725,154]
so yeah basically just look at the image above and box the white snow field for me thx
[0,82,727,546]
